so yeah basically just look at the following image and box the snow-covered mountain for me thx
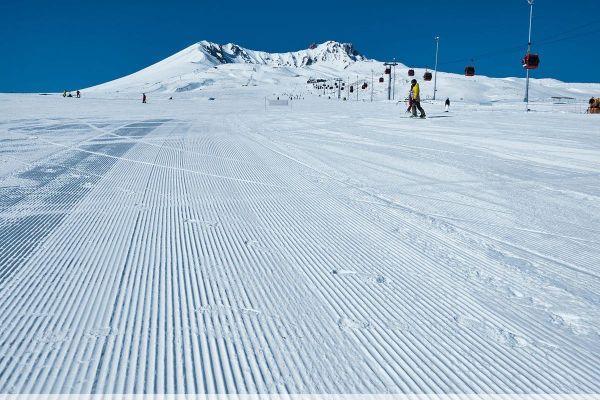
[197,40,365,67]
[89,41,367,93]
[88,40,599,103]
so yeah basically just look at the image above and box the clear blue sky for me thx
[1,0,598,92]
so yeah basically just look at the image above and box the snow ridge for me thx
[197,40,366,67]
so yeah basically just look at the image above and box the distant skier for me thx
[76,90,81,98]
[142,93,147,104]
[445,98,450,112]
[63,90,67,98]
[409,79,426,118]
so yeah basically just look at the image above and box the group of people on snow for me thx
[406,79,451,118]
[65,81,456,114]
[63,90,81,98]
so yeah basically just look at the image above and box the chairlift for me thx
[362,83,368,90]
[385,68,391,75]
[522,53,540,70]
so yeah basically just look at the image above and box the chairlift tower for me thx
[433,36,440,100]
[524,0,534,107]
[371,70,374,102]
[334,78,343,100]
[384,62,398,101]
[392,59,397,100]
[347,76,350,99]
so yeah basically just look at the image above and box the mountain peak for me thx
[312,40,361,54]
[195,40,365,67]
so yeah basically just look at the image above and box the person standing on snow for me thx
[445,98,450,112]
[405,93,413,114]
[142,93,147,104]
[76,90,81,98]
[409,79,426,118]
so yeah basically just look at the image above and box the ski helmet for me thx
[411,79,417,84]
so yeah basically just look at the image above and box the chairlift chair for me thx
[522,53,540,69]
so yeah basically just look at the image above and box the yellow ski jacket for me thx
[411,83,420,102]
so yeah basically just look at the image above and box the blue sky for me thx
[1,0,599,92]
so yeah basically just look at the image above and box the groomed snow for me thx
[1,89,599,394]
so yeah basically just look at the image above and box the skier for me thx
[445,98,450,112]
[76,90,81,98]
[142,93,147,104]
[63,90,67,98]
[409,79,426,118]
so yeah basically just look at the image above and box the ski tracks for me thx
[1,107,599,394]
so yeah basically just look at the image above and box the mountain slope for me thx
[89,41,367,93]
[87,40,599,103]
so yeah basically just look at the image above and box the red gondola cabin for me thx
[379,77,384,83]
[408,69,415,77]
[522,54,540,70]
[424,72,433,81]
[465,66,475,77]
[385,68,391,75]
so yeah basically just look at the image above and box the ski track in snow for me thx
[0,94,599,394]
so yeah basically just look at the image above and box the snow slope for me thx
[87,40,600,103]
[0,91,599,394]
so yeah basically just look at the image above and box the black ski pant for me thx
[411,100,425,117]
